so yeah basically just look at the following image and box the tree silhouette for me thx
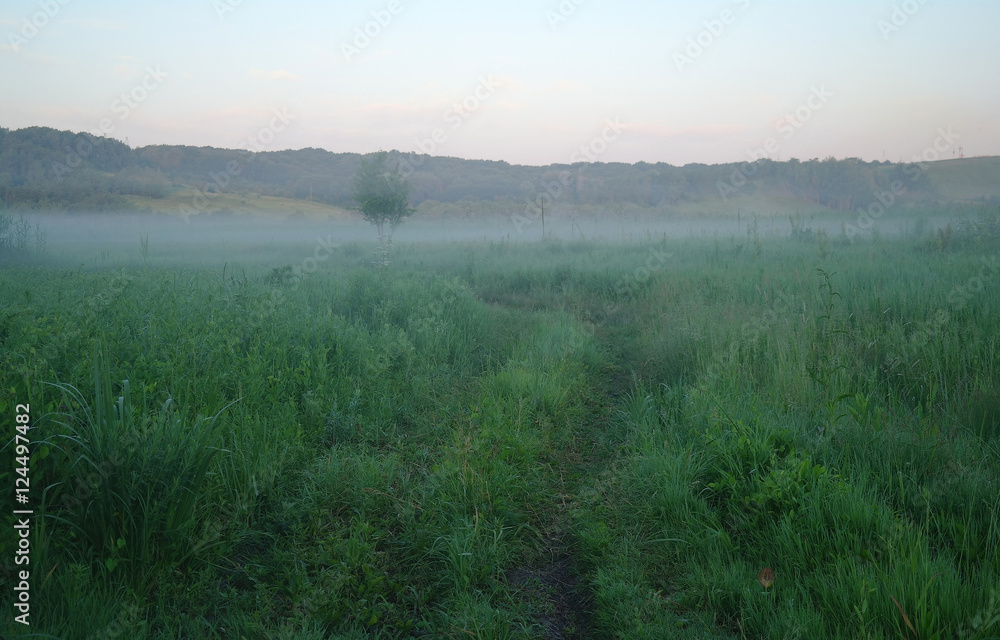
[351,151,414,240]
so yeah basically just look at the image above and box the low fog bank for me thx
[7,209,955,269]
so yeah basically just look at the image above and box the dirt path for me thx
[508,532,596,639]
[478,294,629,638]
[505,369,620,639]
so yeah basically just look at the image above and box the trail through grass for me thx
[2,225,999,638]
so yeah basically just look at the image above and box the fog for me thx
[9,209,956,271]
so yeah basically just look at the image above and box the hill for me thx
[1,125,998,219]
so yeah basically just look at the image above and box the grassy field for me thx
[924,158,1000,202]
[121,188,352,219]
[2,215,999,639]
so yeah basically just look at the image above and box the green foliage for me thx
[0,213,46,256]
[702,414,831,525]
[5,124,1000,215]
[38,343,229,587]
[557,237,1000,640]
[2,231,999,639]
[351,151,413,239]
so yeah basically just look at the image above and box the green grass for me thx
[122,187,352,219]
[924,157,1000,202]
[1,220,999,638]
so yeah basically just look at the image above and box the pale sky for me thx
[2,0,998,166]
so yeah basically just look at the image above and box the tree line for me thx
[0,124,973,215]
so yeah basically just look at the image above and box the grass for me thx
[38,343,229,588]
[123,187,353,219]
[1,217,999,638]
[924,157,1000,202]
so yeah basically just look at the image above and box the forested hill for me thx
[2,125,999,217]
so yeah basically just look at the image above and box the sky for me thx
[1,0,998,166]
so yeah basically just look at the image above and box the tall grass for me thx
[1,226,998,638]
[565,234,1000,639]
[39,343,228,587]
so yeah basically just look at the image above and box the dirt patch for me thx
[508,536,596,640]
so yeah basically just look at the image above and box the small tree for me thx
[351,151,414,241]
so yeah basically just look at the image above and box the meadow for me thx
[1,213,999,639]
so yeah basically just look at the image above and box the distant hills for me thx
[1,125,998,220]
